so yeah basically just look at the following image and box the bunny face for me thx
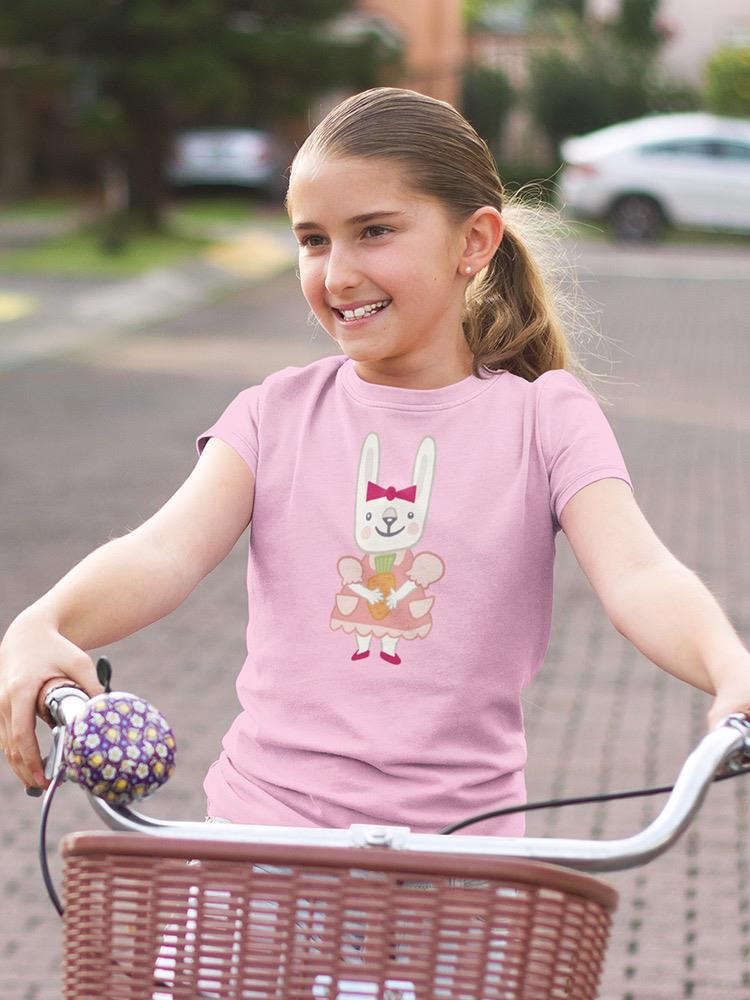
[354,433,436,553]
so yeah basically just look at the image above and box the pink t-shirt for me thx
[197,357,631,835]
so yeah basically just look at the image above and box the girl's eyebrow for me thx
[292,210,406,232]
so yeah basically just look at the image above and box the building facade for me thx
[358,0,466,105]
[305,0,466,136]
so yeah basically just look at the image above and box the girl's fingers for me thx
[0,647,101,790]
[8,690,44,789]
[62,651,100,698]
[707,702,750,731]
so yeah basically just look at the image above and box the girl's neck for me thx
[353,343,475,390]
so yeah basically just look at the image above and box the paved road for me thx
[1,241,749,998]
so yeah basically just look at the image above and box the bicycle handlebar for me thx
[38,679,90,726]
[42,684,750,874]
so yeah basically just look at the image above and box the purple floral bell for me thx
[64,692,176,805]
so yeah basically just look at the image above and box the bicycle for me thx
[32,666,750,1000]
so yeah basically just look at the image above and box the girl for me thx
[1,88,749,836]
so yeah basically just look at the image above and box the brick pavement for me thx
[1,248,749,998]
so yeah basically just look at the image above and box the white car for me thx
[558,113,750,240]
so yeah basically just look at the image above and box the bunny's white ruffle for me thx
[329,619,432,640]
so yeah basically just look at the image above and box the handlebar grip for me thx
[37,678,89,727]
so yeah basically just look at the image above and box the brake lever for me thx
[717,713,750,773]
[25,682,90,797]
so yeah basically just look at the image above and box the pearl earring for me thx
[465,266,472,275]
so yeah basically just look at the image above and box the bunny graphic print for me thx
[196,358,632,831]
[330,432,445,664]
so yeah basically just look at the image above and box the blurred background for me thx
[0,0,749,262]
[1,4,750,999]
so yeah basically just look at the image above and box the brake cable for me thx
[438,763,750,834]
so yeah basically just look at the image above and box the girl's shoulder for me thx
[491,366,591,408]
[232,356,346,414]
[509,367,585,394]
[257,354,347,395]
[204,356,346,440]
[492,369,609,441]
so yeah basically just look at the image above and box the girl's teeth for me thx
[340,300,388,320]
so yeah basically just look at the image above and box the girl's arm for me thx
[0,438,254,788]
[560,478,750,729]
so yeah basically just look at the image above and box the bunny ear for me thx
[357,432,380,503]
[412,436,436,506]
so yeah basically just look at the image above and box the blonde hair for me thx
[291,87,576,381]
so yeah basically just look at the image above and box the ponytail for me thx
[463,201,571,380]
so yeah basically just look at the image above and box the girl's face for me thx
[288,154,473,387]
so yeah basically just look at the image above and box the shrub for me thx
[705,45,750,117]
[527,0,699,149]
[529,41,699,149]
[527,46,622,148]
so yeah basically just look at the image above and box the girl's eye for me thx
[362,225,391,239]
[299,234,327,248]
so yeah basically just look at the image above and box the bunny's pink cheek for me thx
[361,526,372,540]
[407,522,420,536]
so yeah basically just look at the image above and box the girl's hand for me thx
[707,658,750,730]
[0,611,102,790]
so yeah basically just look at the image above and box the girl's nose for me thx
[324,247,358,297]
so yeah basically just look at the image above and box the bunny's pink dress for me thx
[197,356,632,836]
[330,549,444,639]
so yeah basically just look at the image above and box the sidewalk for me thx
[0,220,297,371]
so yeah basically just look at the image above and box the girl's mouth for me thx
[333,299,391,324]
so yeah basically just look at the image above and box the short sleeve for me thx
[196,386,261,478]
[536,370,632,530]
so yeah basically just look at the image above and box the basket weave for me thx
[61,831,617,999]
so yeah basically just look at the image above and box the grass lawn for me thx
[0,192,291,277]
[0,226,212,278]
[0,195,84,221]
[168,195,289,236]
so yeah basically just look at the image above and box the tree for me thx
[0,59,51,200]
[0,1,398,229]
[611,0,662,53]
[705,45,750,117]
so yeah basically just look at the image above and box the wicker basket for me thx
[61,831,617,999]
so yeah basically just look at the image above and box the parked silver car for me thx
[559,113,750,240]
[166,128,288,197]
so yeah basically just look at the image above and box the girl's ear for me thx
[459,206,503,277]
